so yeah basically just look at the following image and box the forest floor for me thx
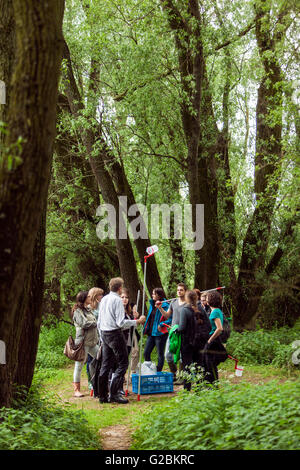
[40,361,298,450]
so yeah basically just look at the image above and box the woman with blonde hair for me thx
[85,287,104,391]
[71,291,99,397]
[88,287,104,320]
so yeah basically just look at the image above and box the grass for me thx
[131,379,300,450]
[36,363,173,432]
[30,320,299,450]
[220,358,299,381]
[36,358,300,440]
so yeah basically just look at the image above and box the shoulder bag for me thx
[64,334,86,362]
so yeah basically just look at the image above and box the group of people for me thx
[144,283,227,391]
[70,278,228,404]
[71,278,146,403]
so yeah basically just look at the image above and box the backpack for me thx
[193,309,211,348]
[219,315,231,343]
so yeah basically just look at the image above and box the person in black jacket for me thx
[177,290,199,391]
[192,303,211,369]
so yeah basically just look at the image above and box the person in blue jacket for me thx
[143,288,172,372]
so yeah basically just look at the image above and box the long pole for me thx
[162,286,226,304]
[125,290,140,397]
[201,286,226,294]
[137,257,148,401]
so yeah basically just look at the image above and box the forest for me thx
[0,0,299,452]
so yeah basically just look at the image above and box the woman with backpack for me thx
[176,290,200,391]
[192,302,211,371]
[72,291,99,397]
[203,291,228,384]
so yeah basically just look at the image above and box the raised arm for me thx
[156,301,172,319]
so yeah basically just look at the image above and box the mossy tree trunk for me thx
[233,1,286,330]
[0,0,65,407]
[161,0,220,290]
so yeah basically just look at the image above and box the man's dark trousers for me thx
[98,329,128,400]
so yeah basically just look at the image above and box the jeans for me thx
[86,354,93,374]
[73,344,99,383]
[98,329,128,400]
[144,334,168,372]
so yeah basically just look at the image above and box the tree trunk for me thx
[0,0,64,407]
[168,212,186,293]
[196,151,219,289]
[195,70,220,290]
[62,43,143,300]
[161,0,208,288]
[0,0,15,125]
[104,152,163,293]
[233,1,284,330]
[14,209,46,390]
[88,148,142,300]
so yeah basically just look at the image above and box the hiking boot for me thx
[73,382,84,397]
[109,393,129,404]
[99,396,109,404]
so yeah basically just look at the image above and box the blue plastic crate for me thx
[131,372,173,394]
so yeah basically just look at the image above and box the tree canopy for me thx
[0,0,299,406]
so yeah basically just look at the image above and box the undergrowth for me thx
[131,380,300,450]
[226,320,300,370]
[0,385,100,450]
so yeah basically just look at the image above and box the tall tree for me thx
[160,0,222,289]
[61,41,143,300]
[0,0,15,125]
[0,0,65,407]
[233,0,293,329]
[52,0,299,330]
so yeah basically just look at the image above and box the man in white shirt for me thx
[97,277,146,404]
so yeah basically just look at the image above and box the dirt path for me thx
[100,424,133,450]
[48,364,294,450]
[53,369,183,450]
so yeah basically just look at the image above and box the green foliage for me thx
[45,0,300,327]
[35,320,71,371]
[132,380,300,450]
[0,387,99,450]
[226,322,300,369]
